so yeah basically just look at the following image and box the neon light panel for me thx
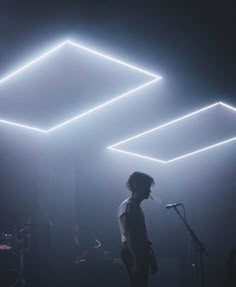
[0,39,161,133]
[108,102,236,164]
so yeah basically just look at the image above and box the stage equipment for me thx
[0,222,31,287]
[167,204,208,287]
[165,203,182,209]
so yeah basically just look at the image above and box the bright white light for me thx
[107,147,167,163]
[0,39,161,133]
[66,40,161,79]
[167,137,236,163]
[0,119,48,133]
[0,39,161,86]
[219,101,236,112]
[108,101,236,164]
[108,102,220,147]
[0,42,67,85]
[48,79,158,132]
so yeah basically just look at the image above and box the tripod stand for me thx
[10,221,32,287]
[10,244,26,287]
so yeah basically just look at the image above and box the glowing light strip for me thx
[0,42,67,85]
[108,101,236,164]
[108,147,167,163]
[167,137,236,163]
[219,101,236,112]
[0,78,158,133]
[108,102,220,148]
[0,119,48,133]
[48,79,158,132]
[0,39,161,86]
[0,39,161,133]
[66,40,161,79]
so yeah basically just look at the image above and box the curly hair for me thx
[126,171,155,192]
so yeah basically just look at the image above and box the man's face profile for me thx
[136,182,152,199]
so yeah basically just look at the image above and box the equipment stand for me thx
[173,206,208,287]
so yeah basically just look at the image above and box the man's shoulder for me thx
[118,197,133,209]
[118,198,136,217]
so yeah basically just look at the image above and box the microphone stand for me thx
[172,206,208,287]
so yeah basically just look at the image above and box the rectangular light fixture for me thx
[0,39,161,133]
[108,102,236,164]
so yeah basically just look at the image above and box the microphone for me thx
[166,203,182,209]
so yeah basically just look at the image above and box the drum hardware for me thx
[0,221,32,287]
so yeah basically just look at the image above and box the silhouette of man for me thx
[118,172,157,287]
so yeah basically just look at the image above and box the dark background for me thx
[0,1,235,287]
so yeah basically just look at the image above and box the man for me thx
[118,172,157,287]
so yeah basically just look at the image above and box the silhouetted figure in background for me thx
[118,172,157,287]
